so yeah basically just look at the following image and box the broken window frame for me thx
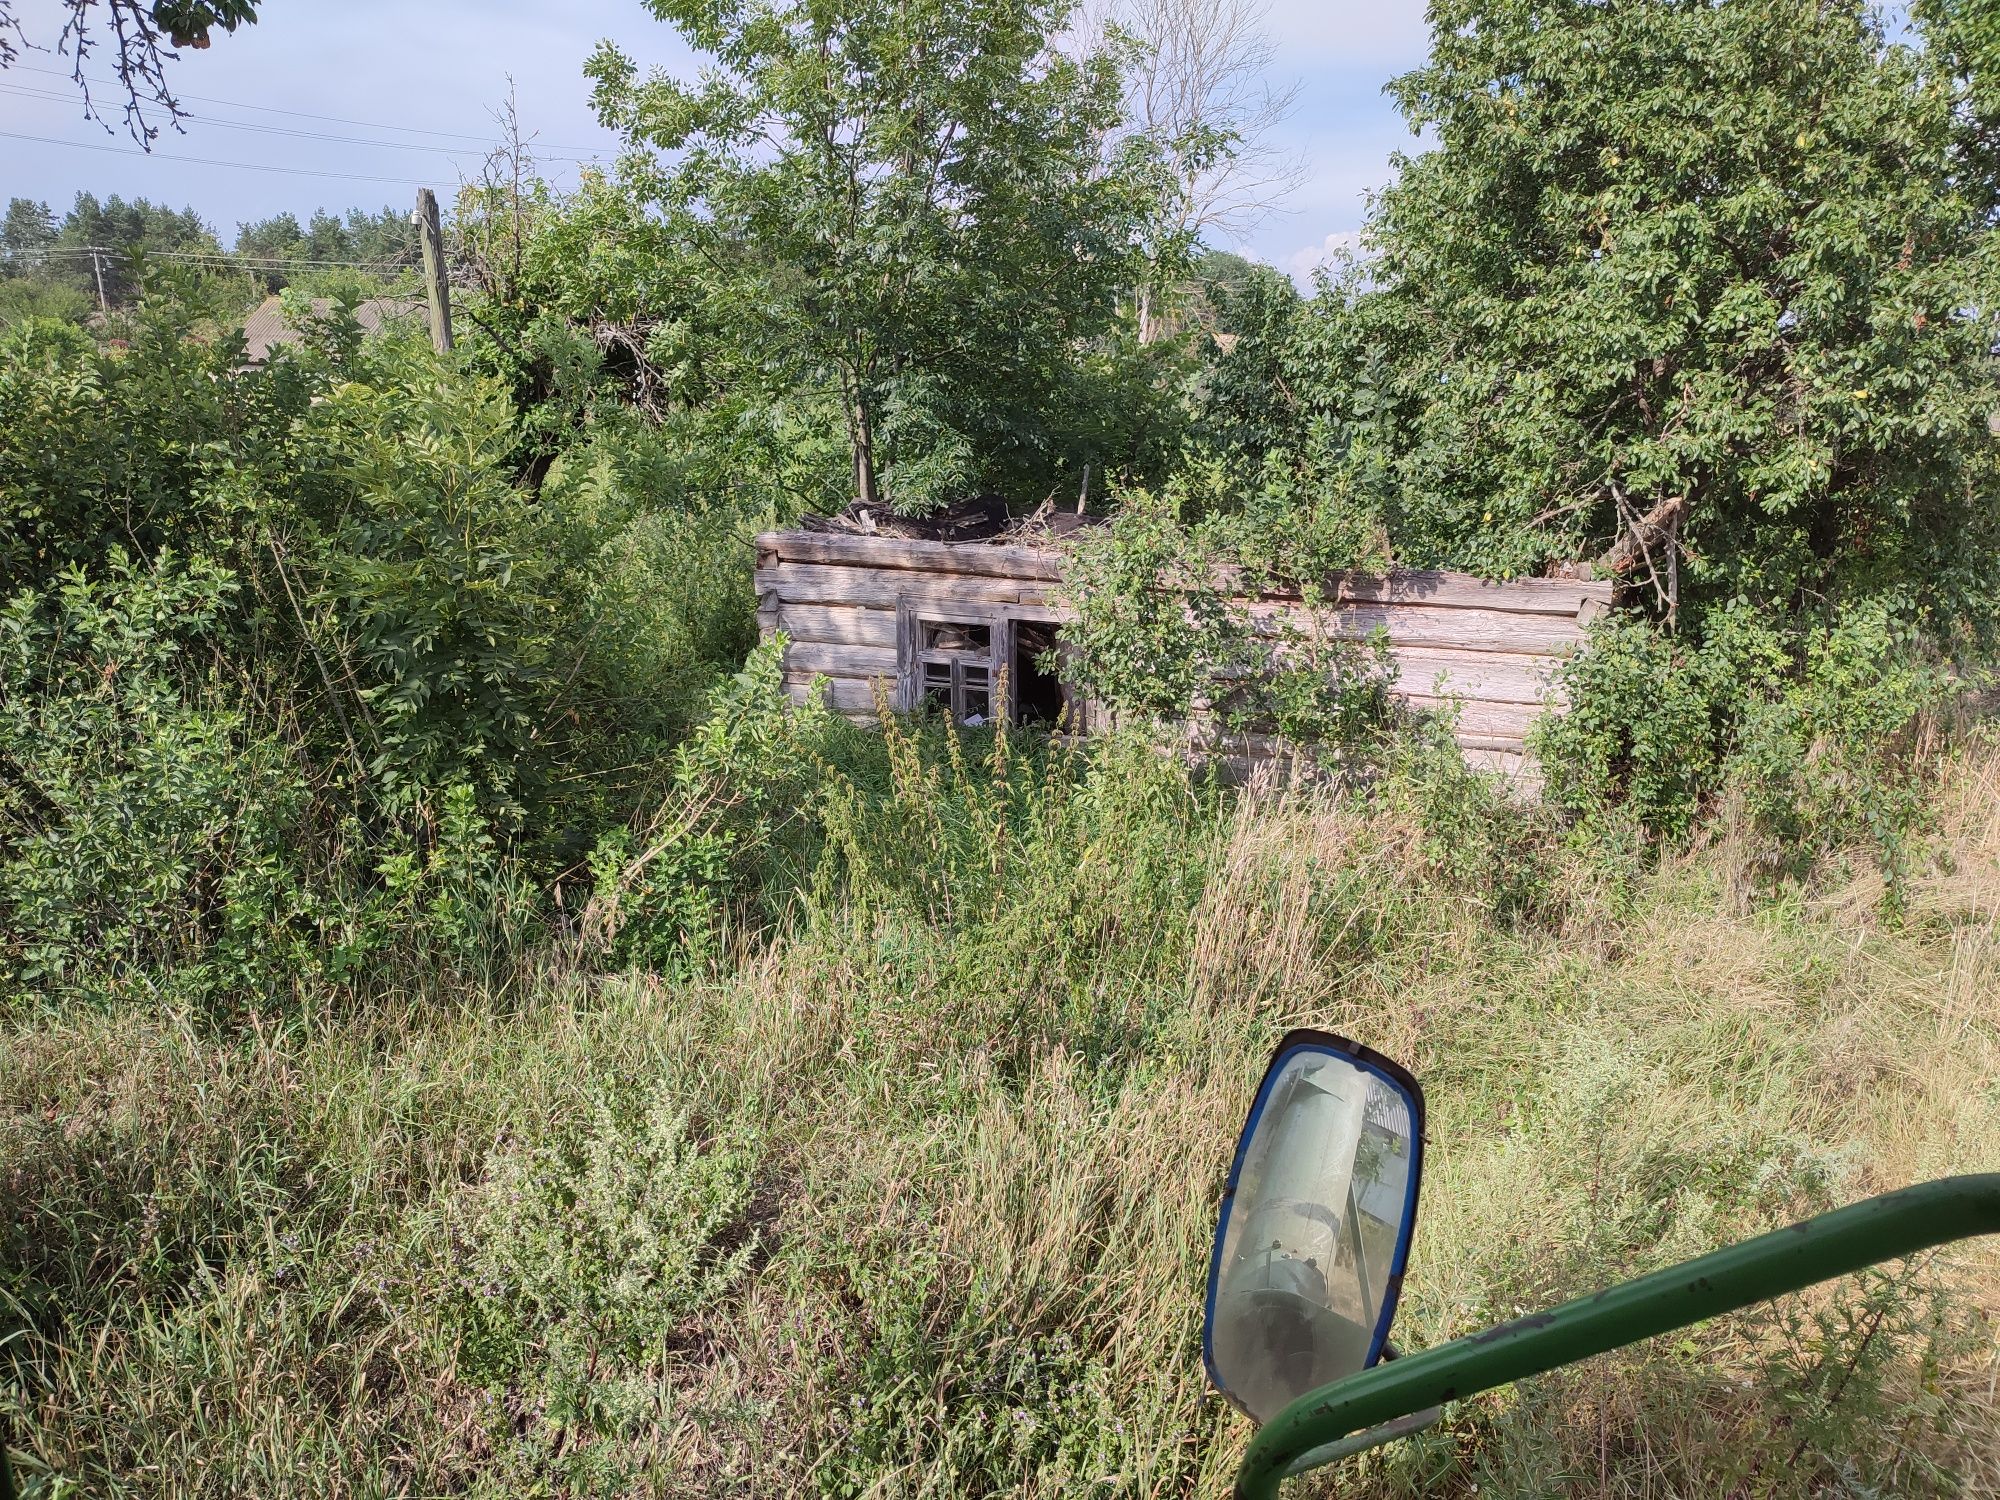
[895,597,1092,732]
[998,607,1088,733]
[897,600,999,724]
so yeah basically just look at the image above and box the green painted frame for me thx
[1235,1174,2000,1499]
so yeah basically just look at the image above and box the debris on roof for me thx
[796,493,1108,545]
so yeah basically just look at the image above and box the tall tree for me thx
[587,0,1156,512]
[1,197,57,278]
[1326,0,2000,639]
[1078,0,1304,340]
[50,191,220,304]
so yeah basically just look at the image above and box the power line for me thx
[0,127,441,187]
[12,245,411,269]
[8,61,609,154]
[0,80,605,164]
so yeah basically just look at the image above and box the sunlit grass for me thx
[4,733,1996,1497]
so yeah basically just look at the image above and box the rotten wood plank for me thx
[1262,567,1611,614]
[1384,646,1564,706]
[770,603,898,649]
[1399,694,1542,740]
[760,530,1064,581]
[757,530,1611,611]
[756,563,1052,610]
[785,641,899,678]
[1246,600,1589,656]
[786,673,896,715]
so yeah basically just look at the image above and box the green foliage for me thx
[1539,602,1956,886]
[1058,489,1246,720]
[0,277,91,330]
[587,0,1160,511]
[587,642,837,975]
[38,191,223,305]
[0,551,310,1009]
[1724,604,1954,883]
[233,204,415,285]
[1060,487,1398,751]
[314,370,563,807]
[1325,0,2000,621]
[444,1087,757,1485]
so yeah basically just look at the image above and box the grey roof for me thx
[240,294,423,363]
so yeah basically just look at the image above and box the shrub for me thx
[0,551,313,1010]
[1059,487,1399,754]
[585,641,837,974]
[1538,601,1956,886]
[442,1086,758,1485]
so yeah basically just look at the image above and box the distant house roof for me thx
[240,294,423,363]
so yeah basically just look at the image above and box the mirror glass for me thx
[1204,1030,1424,1425]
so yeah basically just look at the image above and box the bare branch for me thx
[1078,0,1308,242]
[0,0,257,148]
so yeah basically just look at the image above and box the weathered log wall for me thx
[754,530,1612,783]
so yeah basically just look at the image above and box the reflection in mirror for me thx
[1204,1033,1424,1425]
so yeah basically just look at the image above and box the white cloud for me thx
[1285,229,1364,289]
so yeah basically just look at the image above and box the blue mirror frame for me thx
[1203,1028,1427,1424]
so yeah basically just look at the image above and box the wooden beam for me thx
[414,188,452,354]
[759,530,1064,580]
[1384,646,1563,706]
[1244,600,1588,657]
[1399,694,1542,740]
[784,641,899,678]
[754,530,1612,612]
[787,673,896,715]
[1260,567,1611,614]
[756,564,1052,610]
[771,604,898,648]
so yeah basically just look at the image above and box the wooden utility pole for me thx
[89,247,107,315]
[414,188,453,353]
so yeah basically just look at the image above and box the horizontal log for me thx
[771,603,898,649]
[1463,746,1540,788]
[759,530,1064,581]
[757,531,1611,614]
[1263,567,1610,615]
[1400,694,1542,740]
[756,564,1053,610]
[1247,600,1586,656]
[787,673,894,715]
[785,641,899,678]
[1384,646,1563,706]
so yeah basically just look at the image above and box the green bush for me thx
[1538,601,1955,886]
[0,551,312,1010]
[1059,487,1399,753]
[586,641,837,975]
[442,1086,758,1485]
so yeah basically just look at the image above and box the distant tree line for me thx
[0,191,416,323]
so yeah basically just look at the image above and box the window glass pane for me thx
[921,620,990,655]
[921,661,952,710]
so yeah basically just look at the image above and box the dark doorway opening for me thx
[1013,621,1067,727]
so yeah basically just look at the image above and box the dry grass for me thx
[4,736,1998,1497]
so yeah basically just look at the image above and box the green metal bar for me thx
[1235,1174,2000,1500]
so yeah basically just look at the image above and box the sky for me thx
[0,0,1432,287]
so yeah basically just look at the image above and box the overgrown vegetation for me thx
[3,0,1999,1494]
[4,704,1997,1495]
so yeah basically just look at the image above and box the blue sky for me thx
[0,0,1432,284]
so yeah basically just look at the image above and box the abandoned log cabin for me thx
[754,527,1613,782]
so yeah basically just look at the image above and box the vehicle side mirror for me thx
[1203,1029,1426,1425]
